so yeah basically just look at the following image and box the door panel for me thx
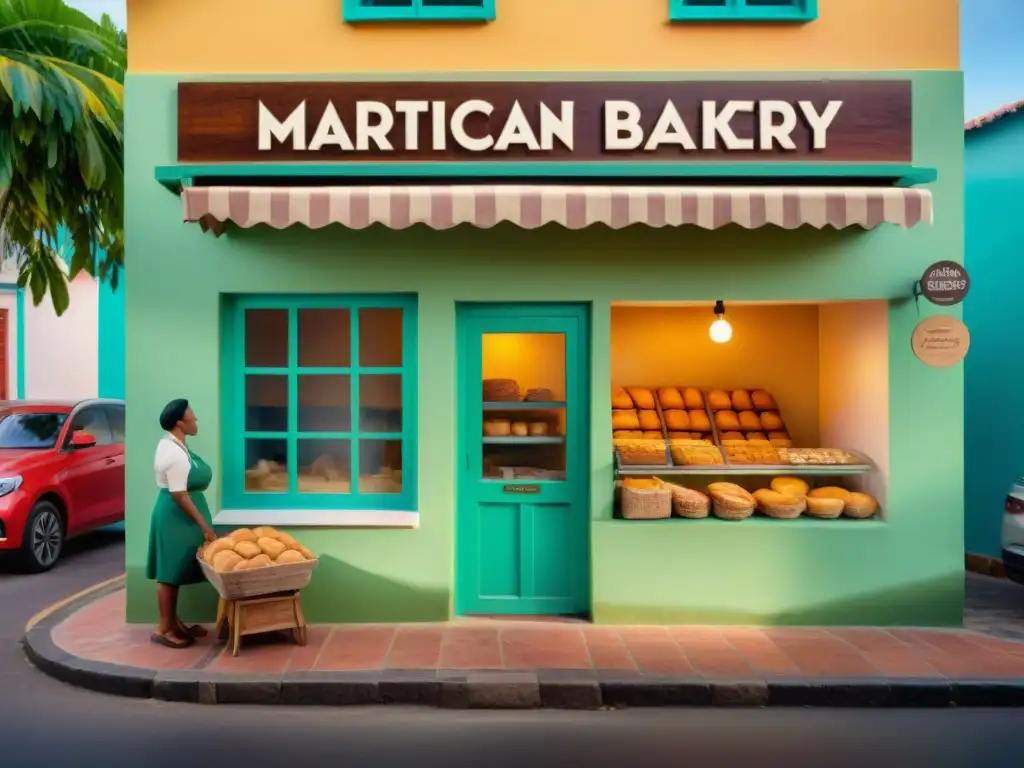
[456,305,590,616]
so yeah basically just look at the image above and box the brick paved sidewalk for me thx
[48,589,1024,680]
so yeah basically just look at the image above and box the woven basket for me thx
[665,483,710,519]
[483,378,521,402]
[711,498,754,521]
[198,555,318,600]
[620,483,671,520]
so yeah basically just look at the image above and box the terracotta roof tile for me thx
[965,98,1024,131]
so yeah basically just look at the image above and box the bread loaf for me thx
[707,483,755,521]
[667,431,692,439]
[805,496,844,519]
[714,410,741,431]
[524,388,554,402]
[731,390,753,411]
[707,482,755,503]
[614,438,668,466]
[808,486,851,503]
[666,484,711,519]
[212,549,244,572]
[233,540,262,559]
[611,387,634,409]
[747,431,768,441]
[738,411,761,431]
[759,411,785,431]
[529,422,549,436]
[638,410,662,430]
[657,387,684,409]
[484,419,512,436]
[611,410,641,430]
[767,431,790,442]
[720,431,745,441]
[844,492,879,519]
[276,549,306,564]
[688,409,711,432]
[626,387,656,410]
[230,528,259,543]
[771,476,809,497]
[258,536,287,559]
[511,421,528,436]
[664,409,690,431]
[707,389,731,411]
[682,387,705,409]
[483,378,520,402]
[751,390,776,410]
[642,430,664,439]
[753,488,806,519]
[613,430,643,438]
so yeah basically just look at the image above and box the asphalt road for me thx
[1,532,1024,767]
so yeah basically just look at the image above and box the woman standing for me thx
[146,399,216,648]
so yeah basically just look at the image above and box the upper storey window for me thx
[344,0,496,23]
[670,0,818,22]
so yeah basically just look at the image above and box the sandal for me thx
[180,623,209,638]
[150,632,195,649]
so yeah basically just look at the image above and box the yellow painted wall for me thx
[127,0,958,74]
[609,304,821,447]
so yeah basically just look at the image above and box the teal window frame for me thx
[222,294,418,513]
[669,0,818,23]
[344,0,496,23]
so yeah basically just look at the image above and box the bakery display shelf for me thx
[483,436,565,445]
[483,401,565,410]
[614,463,874,477]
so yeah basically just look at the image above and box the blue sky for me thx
[67,0,1021,120]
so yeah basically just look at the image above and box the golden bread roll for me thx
[253,526,277,538]
[212,549,244,572]
[627,387,656,410]
[805,496,844,519]
[613,430,643,438]
[611,387,634,409]
[247,553,273,568]
[529,422,548,436]
[484,418,512,436]
[666,484,711,519]
[707,482,755,504]
[747,431,768,441]
[657,387,684,409]
[232,558,257,571]
[707,389,731,411]
[710,491,755,520]
[720,431,745,441]
[715,410,741,431]
[642,430,663,439]
[682,387,705,409]
[731,389,754,411]
[230,528,259,543]
[275,549,306,564]
[808,486,851,503]
[767,431,790,442]
[751,390,777,410]
[511,421,528,436]
[297,545,315,560]
[272,531,300,548]
[753,488,806,519]
[738,411,762,431]
[203,537,236,565]
[623,477,661,490]
[759,411,785,431]
[638,410,662,430]
[688,410,711,432]
[233,540,262,559]
[663,409,690,431]
[257,536,287,559]
[771,476,810,497]
[612,409,641,430]
[667,431,691,439]
[844,492,879,519]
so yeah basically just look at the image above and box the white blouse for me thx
[154,434,194,492]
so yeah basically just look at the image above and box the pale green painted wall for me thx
[125,70,963,625]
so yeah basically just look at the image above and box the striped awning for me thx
[181,185,932,234]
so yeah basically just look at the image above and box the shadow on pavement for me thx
[0,527,125,575]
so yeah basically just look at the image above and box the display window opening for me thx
[610,300,889,523]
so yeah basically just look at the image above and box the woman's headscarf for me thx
[159,399,189,431]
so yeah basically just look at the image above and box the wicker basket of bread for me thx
[619,477,672,519]
[198,526,319,600]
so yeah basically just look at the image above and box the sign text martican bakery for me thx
[177,81,912,163]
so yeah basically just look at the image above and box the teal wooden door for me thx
[455,304,590,616]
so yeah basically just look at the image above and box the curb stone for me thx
[22,587,1024,708]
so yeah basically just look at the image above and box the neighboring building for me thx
[964,99,1024,559]
[125,0,963,626]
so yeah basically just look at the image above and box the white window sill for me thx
[212,509,419,529]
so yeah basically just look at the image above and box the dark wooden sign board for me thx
[919,261,970,306]
[178,80,912,164]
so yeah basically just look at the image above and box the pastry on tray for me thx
[614,438,668,466]
[751,390,777,411]
[627,387,656,410]
[664,409,690,431]
[688,410,711,432]
[638,410,662,431]
[738,411,762,431]
[723,442,784,465]
[612,409,641,430]
[682,387,705,409]
[671,443,724,466]
[657,387,684,409]
[780,448,861,466]
[753,489,806,519]
[714,410,741,431]
[612,387,634,409]
[707,389,732,411]
[731,389,754,411]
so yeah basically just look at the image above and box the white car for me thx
[1002,477,1024,585]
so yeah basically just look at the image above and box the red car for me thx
[0,398,125,571]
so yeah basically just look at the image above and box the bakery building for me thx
[124,0,963,626]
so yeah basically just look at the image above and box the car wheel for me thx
[21,501,64,573]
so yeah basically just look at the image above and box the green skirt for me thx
[145,489,213,586]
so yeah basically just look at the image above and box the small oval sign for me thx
[920,261,970,306]
[912,315,970,368]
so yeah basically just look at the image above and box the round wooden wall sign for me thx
[911,315,970,367]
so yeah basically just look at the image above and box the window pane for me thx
[245,375,288,432]
[363,0,413,6]
[422,0,483,6]
[245,438,288,493]
[245,309,288,368]
[359,374,402,433]
[358,307,403,367]
[359,439,403,494]
[104,406,125,442]
[298,438,351,493]
[69,408,115,446]
[298,308,351,368]
[0,413,66,449]
[298,375,351,432]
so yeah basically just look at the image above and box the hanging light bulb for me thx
[709,300,732,343]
